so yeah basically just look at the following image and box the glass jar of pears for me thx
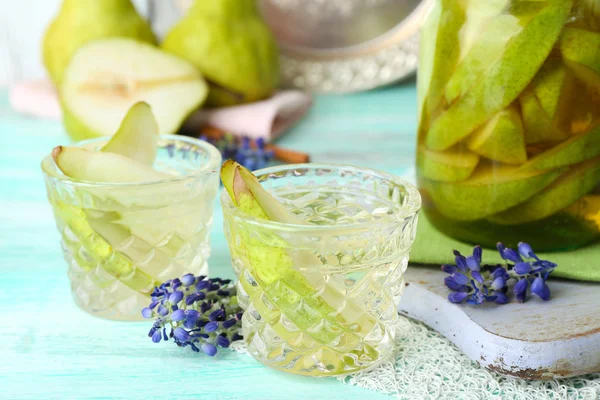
[416,0,600,251]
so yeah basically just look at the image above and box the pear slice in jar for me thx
[531,59,568,121]
[425,0,573,151]
[424,164,564,221]
[520,126,600,171]
[520,89,569,144]
[489,156,600,224]
[560,28,600,90]
[418,147,479,182]
[417,0,467,121]
[467,106,527,165]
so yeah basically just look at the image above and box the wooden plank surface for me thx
[399,268,600,380]
[0,84,416,400]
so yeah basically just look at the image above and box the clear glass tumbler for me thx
[41,135,222,321]
[221,164,421,376]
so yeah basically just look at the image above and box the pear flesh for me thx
[560,28,600,90]
[467,107,527,165]
[418,148,479,182]
[520,89,569,144]
[61,38,208,141]
[425,0,573,151]
[101,102,159,166]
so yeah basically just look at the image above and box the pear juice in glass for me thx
[222,164,421,376]
[42,135,221,321]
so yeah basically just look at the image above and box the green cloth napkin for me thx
[410,213,600,282]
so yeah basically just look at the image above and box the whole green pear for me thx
[42,0,156,85]
[161,0,280,107]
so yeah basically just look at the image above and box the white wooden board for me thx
[397,266,600,380]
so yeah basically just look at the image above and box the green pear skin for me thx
[417,148,479,182]
[42,0,156,85]
[425,0,573,151]
[161,0,280,107]
[490,156,600,224]
[520,89,569,144]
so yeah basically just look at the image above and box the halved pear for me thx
[101,102,158,166]
[531,59,568,120]
[61,38,208,141]
[467,106,527,165]
[560,28,600,90]
[221,161,380,370]
[417,147,479,182]
[520,126,600,171]
[520,89,569,144]
[424,164,563,220]
[490,156,600,224]
[425,0,573,151]
[53,146,169,183]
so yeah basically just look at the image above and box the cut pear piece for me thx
[531,59,568,120]
[520,126,600,171]
[53,146,169,183]
[61,38,208,141]
[565,195,600,230]
[445,13,522,104]
[424,164,563,220]
[101,102,158,166]
[560,28,600,90]
[417,0,467,119]
[467,107,527,165]
[417,148,479,182]
[425,0,573,151]
[490,156,600,224]
[520,89,569,144]
[221,161,379,370]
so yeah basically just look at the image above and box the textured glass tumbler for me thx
[222,164,421,376]
[41,135,221,321]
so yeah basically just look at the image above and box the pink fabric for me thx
[8,80,312,141]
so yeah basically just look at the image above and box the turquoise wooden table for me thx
[0,82,417,400]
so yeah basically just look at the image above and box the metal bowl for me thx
[171,0,430,93]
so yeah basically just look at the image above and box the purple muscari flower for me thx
[173,327,190,342]
[518,242,536,259]
[531,277,551,301]
[209,309,225,321]
[466,256,480,271]
[216,336,230,348]
[454,253,468,271]
[471,271,484,284]
[143,273,243,356]
[496,242,506,254]
[151,330,162,343]
[157,305,168,316]
[452,272,469,286]
[514,262,533,275]
[514,279,529,303]
[501,248,522,263]
[448,292,469,303]
[201,343,218,357]
[171,309,186,322]
[141,307,153,319]
[181,274,196,287]
[494,291,509,305]
[441,264,458,274]
[222,319,237,329]
[444,276,468,292]
[169,291,184,305]
[204,321,219,333]
[473,245,482,264]
[491,276,506,291]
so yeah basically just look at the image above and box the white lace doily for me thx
[230,316,600,399]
